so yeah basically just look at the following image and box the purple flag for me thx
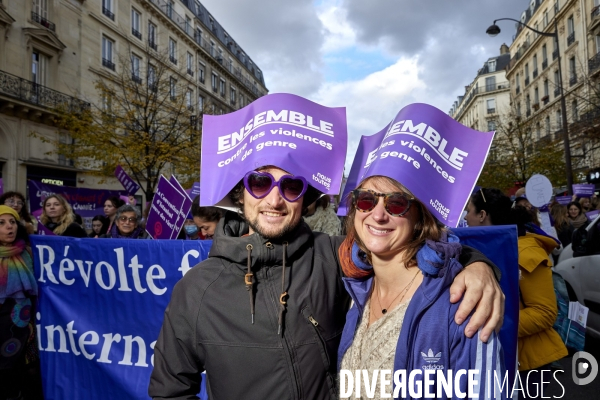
[145,176,188,239]
[200,93,347,208]
[338,103,494,228]
[554,195,572,205]
[115,165,141,195]
[572,183,595,198]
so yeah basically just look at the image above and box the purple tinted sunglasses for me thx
[243,171,308,202]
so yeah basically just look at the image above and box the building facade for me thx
[449,45,511,133]
[0,0,267,198]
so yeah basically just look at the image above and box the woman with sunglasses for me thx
[337,177,504,398]
[100,205,148,239]
[0,191,36,234]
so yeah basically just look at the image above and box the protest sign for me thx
[28,180,124,218]
[115,165,141,195]
[186,182,201,199]
[338,103,494,227]
[200,93,347,208]
[555,195,572,205]
[169,175,193,231]
[31,236,211,400]
[587,209,600,220]
[145,176,188,239]
[572,183,595,198]
[525,174,552,207]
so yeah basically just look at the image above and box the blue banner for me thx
[31,227,518,400]
[31,236,212,400]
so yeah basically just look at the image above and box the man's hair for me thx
[470,188,512,226]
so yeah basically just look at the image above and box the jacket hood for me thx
[209,210,314,271]
[521,232,558,253]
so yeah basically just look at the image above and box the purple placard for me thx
[145,176,187,239]
[572,183,595,198]
[338,103,494,227]
[27,180,124,218]
[169,175,193,232]
[200,93,347,207]
[554,195,572,205]
[587,209,600,220]
[185,182,200,198]
[115,165,141,195]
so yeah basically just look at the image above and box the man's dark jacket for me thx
[149,212,495,400]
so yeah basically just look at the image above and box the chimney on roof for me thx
[500,43,509,55]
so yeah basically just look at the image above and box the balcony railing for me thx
[567,32,575,46]
[570,75,577,86]
[132,28,142,40]
[542,59,548,70]
[532,68,538,78]
[525,76,530,86]
[0,69,90,113]
[102,58,115,71]
[149,40,157,51]
[169,55,177,65]
[132,74,142,84]
[554,87,561,97]
[589,51,600,75]
[187,68,194,77]
[230,99,236,106]
[102,7,114,21]
[542,95,549,105]
[487,108,495,114]
[553,49,559,60]
[31,12,56,32]
[516,86,521,94]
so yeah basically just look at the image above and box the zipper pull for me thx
[308,315,319,327]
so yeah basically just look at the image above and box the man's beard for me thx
[243,205,299,240]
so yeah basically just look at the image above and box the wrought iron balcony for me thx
[31,12,56,32]
[187,68,194,77]
[230,99,236,106]
[487,108,495,114]
[570,75,577,86]
[149,40,157,51]
[553,49,559,60]
[533,69,539,78]
[149,83,158,93]
[554,87,561,97]
[525,76,530,86]
[132,74,142,84]
[102,58,115,71]
[0,69,90,113]
[212,86,217,93]
[516,86,521,95]
[102,7,114,21]
[526,109,531,117]
[567,32,575,46]
[132,28,142,40]
[542,59,548,70]
[589,52,600,75]
[169,55,177,65]
[542,95,549,105]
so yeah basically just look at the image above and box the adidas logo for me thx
[421,349,442,363]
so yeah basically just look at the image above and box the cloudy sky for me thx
[201,0,528,172]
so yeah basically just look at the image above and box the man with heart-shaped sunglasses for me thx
[150,164,503,400]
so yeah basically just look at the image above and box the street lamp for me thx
[486,18,574,195]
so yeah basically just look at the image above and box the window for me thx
[148,65,157,90]
[545,116,551,134]
[170,77,176,100]
[596,35,600,54]
[220,78,226,96]
[33,0,48,19]
[102,36,115,70]
[167,1,174,19]
[211,73,218,92]
[543,79,549,97]
[525,63,529,77]
[485,76,496,91]
[169,38,177,64]
[230,86,236,104]
[32,51,47,86]
[569,56,577,84]
[239,94,245,108]
[131,9,142,40]
[554,69,560,94]
[516,72,521,89]
[131,54,141,83]
[102,0,114,20]
[543,10,549,27]
[185,16,191,34]
[533,54,538,71]
[198,62,205,83]
[186,90,193,110]
[195,28,203,45]
[556,109,562,126]
[567,16,574,35]
[534,23,539,39]
[148,23,157,50]
[487,59,496,73]
[526,94,531,112]
[542,44,547,62]
[187,53,194,76]
[534,87,539,104]
[198,95,204,112]
[486,99,495,113]
[572,100,578,121]
[210,40,216,57]
[487,120,496,131]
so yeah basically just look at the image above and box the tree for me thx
[477,100,566,190]
[35,44,212,200]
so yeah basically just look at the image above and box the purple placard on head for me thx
[115,165,141,195]
[145,176,188,239]
[572,183,595,198]
[200,93,347,208]
[554,195,572,205]
[338,103,495,228]
[186,182,200,199]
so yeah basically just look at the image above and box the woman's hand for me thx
[449,262,505,342]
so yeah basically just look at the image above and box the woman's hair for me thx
[91,214,110,235]
[507,205,536,236]
[40,194,75,235]
[115,204,141,223]
[191,196,224,222]
[579,197,590,207]
[550,203,570,231]
[567,201,583,217]
[469,188,512,226]
[342,176,446,278]
[0,191,33,224]
[106,195,126,210]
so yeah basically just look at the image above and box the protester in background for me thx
[550,203,574,247]
[104,196,125,231]
[302,195,341,236]
[190,197,222,240]
[74,213,84,228]
[465,187,513,227]
[178,218,204,240]
[0,191,36,235]
[89,215,109,238]
[100,205,148,239]
[567,201,589,230]
[579,197,592,213]
[0,205,43,400]
[337,177,504,398]
[513,187,533,210]
[40,194,87,238]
